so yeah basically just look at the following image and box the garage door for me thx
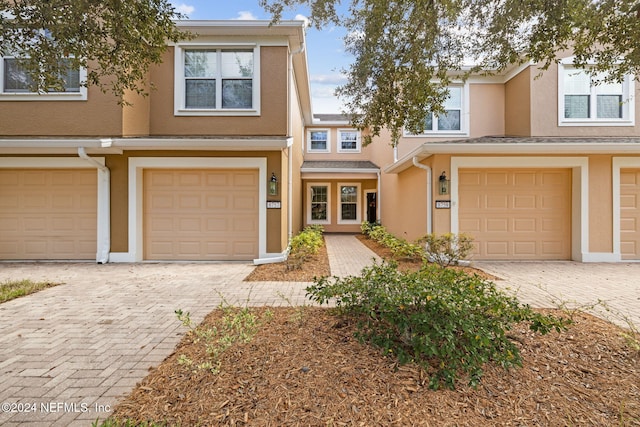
[620,169,640,260]
[459,169,571,260]
[143,169,259,261]
[0,169,97,260]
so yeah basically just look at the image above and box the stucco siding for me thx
[148,46,289,137]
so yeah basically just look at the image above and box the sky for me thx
[170,0,352,113]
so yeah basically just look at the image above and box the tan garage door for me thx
[144,169,259,261]
[459,168,571,260]
[0,169,97,260]
[620,169,640,260]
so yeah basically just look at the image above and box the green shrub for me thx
[306,261,569,390]
[417,232,475,268]
[286,225,324,270]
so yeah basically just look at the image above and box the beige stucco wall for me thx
[469,84,505,137]
[148,46,289,137]
[122,82,151,137]
[589,155,613,253]
[505,68,532,136]
[0,85,123,136]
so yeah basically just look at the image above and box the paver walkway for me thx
[0,236,638,425]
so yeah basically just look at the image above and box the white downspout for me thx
[412,157,433,234]
[78,147,110,263]
[288,41,305,242]
[376,171,381,223]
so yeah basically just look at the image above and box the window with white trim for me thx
[308,183,331,224]
[404,85,469,136]
[0,56,86,100]
[307,129,330,152]
[559,62,634,126]
[338,129,360,153]
[175,46,258,115]
[338,183,360,224]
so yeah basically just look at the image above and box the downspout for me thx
[412,157,433,234]
[376,171,381,223]
[78,147,110,263]
[288,41,306,242]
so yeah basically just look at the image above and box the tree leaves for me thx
[0,0,187,101]
[262,0,640,145]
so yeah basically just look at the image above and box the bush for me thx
[306,261,569,390]
[362,222,473,265]
[286,225,324,270]
[417,232,475,268]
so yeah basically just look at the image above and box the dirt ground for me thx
[111,236,640,426]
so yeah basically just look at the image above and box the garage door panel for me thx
[620,169,640,259]
[144,169,259,261]
[0,169,97,260]
[513,195,536,209]
[459,168,571,260]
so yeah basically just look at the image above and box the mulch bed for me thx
[109,233,640,426]
[112,307,640,426]
[243,239,330,282]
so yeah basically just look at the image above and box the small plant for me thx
[286,225,324,270]
[417,232,475,268]
[0,279,61,303]
[306,261,569,390]
[174,303,268,374]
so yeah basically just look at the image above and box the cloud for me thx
[310,73,348,85]
[294,14,310,28]
[234,11,258,20]
[172,3,195,17]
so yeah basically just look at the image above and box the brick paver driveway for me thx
[0,262,310,426]
[476,261,640,328]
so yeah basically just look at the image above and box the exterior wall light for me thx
[439,171,450,195]
[269,172,278,196]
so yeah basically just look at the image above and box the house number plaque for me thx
[435,200,451,209]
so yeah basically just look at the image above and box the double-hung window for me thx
[338,183,360,224]
[1,57,85,100]
[177,46,258,115]
[404,84,469,136]
[308,183,330,224]
[307,129,330,152]
[559,60,634,126]
[338,129,360,153]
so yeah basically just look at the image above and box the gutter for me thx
[78,147,110,263]
[412,157,433,234]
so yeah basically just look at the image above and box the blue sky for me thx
[170,0,352,113]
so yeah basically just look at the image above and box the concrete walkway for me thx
[0,236,638,425]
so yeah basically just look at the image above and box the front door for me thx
[366,192,377,223]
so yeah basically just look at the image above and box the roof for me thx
[386,136,640,173]
[301,160,380,173]
[312,114,351,124]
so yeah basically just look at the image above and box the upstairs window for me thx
[559,61,634,126]
[404,84,469,137]
[0,57,86,100]
[307,129,330,152]
[338,129,361,153]
[176,46,259,116]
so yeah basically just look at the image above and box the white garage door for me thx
[143,169,259,261]
[620,169,640,260]
[459,168,572,260]
[0,169,97,260]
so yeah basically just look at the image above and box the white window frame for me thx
[558,57,635,127]
[0,55,87,101]
[404,83,470,137]
[307,128,331,153]
[337,129,361,153]
[174,44,260,116]
[307,183,331,225]
[337,182,361,224]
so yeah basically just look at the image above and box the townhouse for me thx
[0,20,310,264]
[1,21,639,263]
